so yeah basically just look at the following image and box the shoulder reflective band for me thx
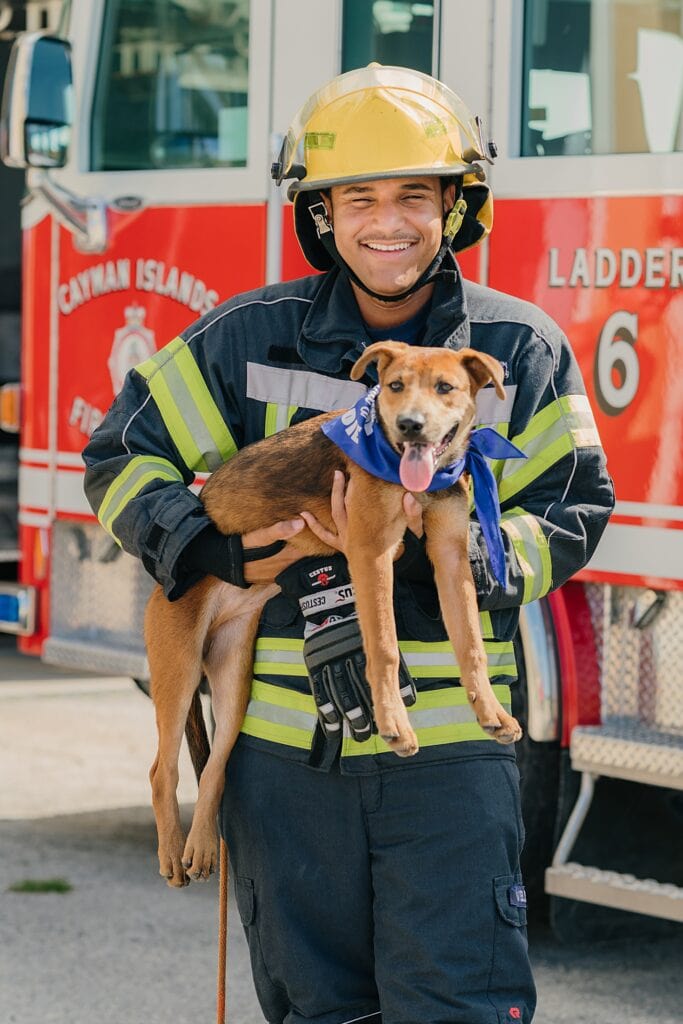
[264,402,297,437]
[501,508,552,603]
[498,394,601,504]
[341,684,513,757]
[97,455,184,541]
[136,336,238,473]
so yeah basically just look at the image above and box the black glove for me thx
[276,555,416,742]
[179,523,285,589]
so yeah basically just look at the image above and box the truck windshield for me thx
[522,0,683,156]
[90,0,250,171]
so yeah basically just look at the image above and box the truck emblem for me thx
[108,304,156,395]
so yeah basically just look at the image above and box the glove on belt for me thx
[276,555,416,742]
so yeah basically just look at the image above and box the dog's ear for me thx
[459,349,506,399]
[350,341,408,381]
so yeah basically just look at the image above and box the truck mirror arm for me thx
[27,167,108,253]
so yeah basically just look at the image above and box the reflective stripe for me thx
[240,678,317,750]
[252,637,516,682]
[475,384,517,425]
[246,362,366,412]
[341,684,513,756]
[97,456,184,540]
[501,508,552,603]
[264,402,297,437]
[499,394,600,503]
[398,639,515,679]
[136,336,238,472]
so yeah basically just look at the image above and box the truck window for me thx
[342,1,436,74]
[90,0,250,171]
[522,0,683,156]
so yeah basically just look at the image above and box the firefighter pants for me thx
[221,739,536,1024]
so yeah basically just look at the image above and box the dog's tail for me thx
[185,688,211,784]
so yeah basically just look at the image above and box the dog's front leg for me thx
[346,482,418,757]
[424,494,522,745]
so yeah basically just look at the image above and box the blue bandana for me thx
[322,386,527,587]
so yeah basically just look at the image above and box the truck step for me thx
[571,720,683,789]
[43,636,149,680]
[546,863,683,922]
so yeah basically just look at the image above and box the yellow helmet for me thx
[272,64,495,271]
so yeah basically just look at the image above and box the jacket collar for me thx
[297,254,471,377]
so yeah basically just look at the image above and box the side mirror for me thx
[1,32,73,170]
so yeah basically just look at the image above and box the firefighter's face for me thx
[324,177,455,298]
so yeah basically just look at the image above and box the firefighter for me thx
[83,65,614,1023]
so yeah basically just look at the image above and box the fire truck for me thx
[1,0,682,933]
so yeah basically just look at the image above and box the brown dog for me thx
[145,341,522,887]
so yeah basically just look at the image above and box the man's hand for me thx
[242,517,307,584]
[301,472,425,556]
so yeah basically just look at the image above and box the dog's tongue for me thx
[399,444,435,492]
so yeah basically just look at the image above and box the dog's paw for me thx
[182,826,218,882]
[479,708,523,746]
[158,839,190,888]
[377,704,419,758]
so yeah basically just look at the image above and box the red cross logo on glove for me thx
[509,1009,521,1020]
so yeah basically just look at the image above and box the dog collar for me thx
[322,387,526,586]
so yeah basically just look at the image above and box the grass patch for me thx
[8,878,72,894]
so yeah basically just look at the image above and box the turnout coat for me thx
[83,259,614,770]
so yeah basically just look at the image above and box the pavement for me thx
[1,639,682,1024]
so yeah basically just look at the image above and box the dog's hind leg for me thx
[182,584,277,881]
[424,496,522,745]
[146,584,210,887]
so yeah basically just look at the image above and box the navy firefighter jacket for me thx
[83,259,614,771]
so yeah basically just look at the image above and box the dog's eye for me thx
[435,381,454,394]
[388,380,404,392]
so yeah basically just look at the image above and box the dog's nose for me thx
[397,415,426,439]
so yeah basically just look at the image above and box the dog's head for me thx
[350,341,505,492]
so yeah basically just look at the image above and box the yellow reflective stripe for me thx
[256,637,304,652]
[501,508,552,602]
[499,395,600,503]
[252,638,516,681]
[136,336,238,473]
[264,403,298,437]
[342,684,513,756]
[250,677,315,713]
[97,456,184,540]
[240,678,317,750]
[479,611,493,638]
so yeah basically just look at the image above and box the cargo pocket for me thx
[233,876,289,1022]
[488,874,535,1024]
[234,875,255,926]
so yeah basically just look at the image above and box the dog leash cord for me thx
[217,838,228,1024]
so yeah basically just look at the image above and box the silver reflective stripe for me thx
[253,649,304,665]
[247,363,367,412]
[245,698,317,732]
[409,702,511,730]
[475,384,517,424]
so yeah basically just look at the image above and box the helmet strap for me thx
[306,184,465,304]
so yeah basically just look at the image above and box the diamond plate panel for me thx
[48,521,154,673]
[583,584,683,733]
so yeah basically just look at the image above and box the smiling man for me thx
[83,64,614,1024]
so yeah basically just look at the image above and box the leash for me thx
[217,837,229,1023]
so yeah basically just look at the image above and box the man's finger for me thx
[330,471,348,533]
[299,511,342,552]
[243,518,305,550]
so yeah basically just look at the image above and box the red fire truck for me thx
[1,0,682,932]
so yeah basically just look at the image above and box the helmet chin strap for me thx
[306,184,466,304]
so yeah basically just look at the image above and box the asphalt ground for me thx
[1,640,682,1024]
